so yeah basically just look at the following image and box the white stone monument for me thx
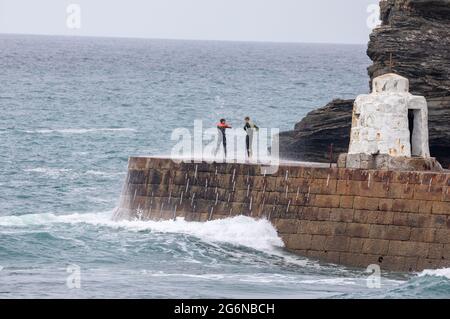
[339,73,442,171]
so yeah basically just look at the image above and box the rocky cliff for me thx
[279,0,450,167]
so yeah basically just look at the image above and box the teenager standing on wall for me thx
[244,116,259,159]
[216,119,232,159]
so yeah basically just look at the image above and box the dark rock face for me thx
[280,0,450,167]
[278,99,353,162]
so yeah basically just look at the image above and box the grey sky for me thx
[0,0,380,44]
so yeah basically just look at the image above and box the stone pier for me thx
[116,157,450,272]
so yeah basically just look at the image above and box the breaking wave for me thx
[419,268,450,280]
[0,212,284,253]
[24,128,136,134]
[23,167,125,178]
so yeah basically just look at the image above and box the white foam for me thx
[0,212,284,253]
[23,168,124,179]
[418,268,450,279]
[24,167,72,176]
[24,128,136,134]
[139,271,303,283]
[300,278,357,285]
[85,170,125,177]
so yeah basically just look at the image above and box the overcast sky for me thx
[0,0,381,44]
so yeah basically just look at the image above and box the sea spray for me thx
[419,268,450,279]
[0,211,284,253]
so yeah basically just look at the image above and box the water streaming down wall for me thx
[115,157,450,272]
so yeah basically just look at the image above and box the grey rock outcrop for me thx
[279,0,450,167]
[278,99,353,162]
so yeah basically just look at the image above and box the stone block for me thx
[322,251,341,264]
[310,235,327,251]
[430,215,447,228]
[390,157,442,172]
[337,153,347,168]
[432,201,450,215]
[264,177,277,192]
[369,224,411,241]
[300,207,320,221]
[301,220,328,235]
[317,208,331,221]
[434,229,450,244]
[340,252,375,268]
[274,219,298,234]
[374,154,390,170]
[443,187,450,202]
[362,239,390,255]
[288,234,312,250]
[407,213,430,228]
[306,250,326,261]
[345,154,361,169]
[345,223,370,238]
[392,199,420,213]
[388,241,429,258]
[324,236,350,252]
[443,244,450,259]
[392,211,409,226]
[330,208,354,222]
[414,184,444,201]
[128,157,150,170]
[373,73,409,93]
[364,210,381,224]
[418,200,433,214]
[314,194,341,208]
[379,198,394,211]
[330,222,348,236]
[388,184,414,199]
[410,228,436,243]
[381,256,418,272]
[340,195,354,209]
[416,258,442,271]
[336,180,351,195]
[349,238,365,253]
[353,210,370,224]
[360,182,389,198]
[427,243,444,259]
[354,196,379,210]
[376,211,394,225]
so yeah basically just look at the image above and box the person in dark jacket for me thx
[243,116,259,158]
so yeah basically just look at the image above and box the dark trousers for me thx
[222,136,227,156]
[246,135,250,157]
[216,133,227,157]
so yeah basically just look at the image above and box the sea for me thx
[0,34,449,298]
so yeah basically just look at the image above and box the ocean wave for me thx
[85,170,125,177]
[300,278,358,285]
[0,212,284,253]
[23,167,124,179]
[336,268,450,299]
[381,273,450,299]
[419,268,450,279]
[138,271,359,285]
[24,128,137,134]
[23,167,72,176]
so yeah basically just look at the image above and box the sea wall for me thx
[116,157,450,272]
